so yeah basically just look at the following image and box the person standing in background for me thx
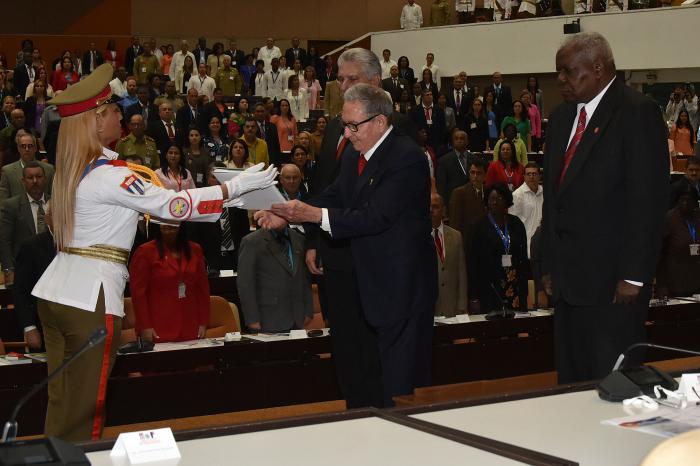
[401,0,424,29]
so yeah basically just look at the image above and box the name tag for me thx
[178,282,186,299]
[501,255,512,267]
[426,119,433,125]
[229,76,234,80]
[691,244,699,256]
[222,118,227,124]
[196,173,203,183]
[141,67,147,73]
[470,123,477,129]
[144,156,151,165]
[216,155,222,161]
[232,61,237,66]
[488,120,493,126]
[400,84,404,88]
[288,135,295,141]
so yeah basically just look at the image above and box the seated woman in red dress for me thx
[129,221,210,342]
[485,140,524,192]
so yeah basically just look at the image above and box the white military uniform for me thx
[257,46,282,73]
[33,147,225,318]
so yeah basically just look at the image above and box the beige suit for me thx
[323,80,344,118]
[434,225,468,317]
[0,159,54,201]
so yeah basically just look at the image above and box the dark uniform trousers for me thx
[38,288,121,441]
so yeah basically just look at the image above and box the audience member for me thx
[501,99,531,150]
[175,55,195,94]
[493,123,528,165]
[0,132,54,201]
[258,37,282,72]
[665,86,686,123]
[192,37,211,66]
[323,77,344,118]
[670,156,700,208]
[411,89,445,149]
[225,40,245,70]
[262,58,286,102]
[656,184,700,298]
[468,183,529,313]
[509,162,542,256]
[436,93,456,134]
[401,0,424,28]
[108,66,128,98]
[0,70,11,105]
[180,127,207,188]
[421,53,440,91]
[278,163,305,201]
[25,67,54,99]
[22,79,48,133]
[116,114,159,170]
[382,65,410,104]
[252,103,281,166]
[249,60,266,97]
[285,75,309,122]
[484,90,500,147]
[169,40,195,82]
[431,193,467,317]
[670,109,695,156]
[436,130,470,205]
[238,224,313,332]
[526,76,544,116]
[147,74,163,103]
[133,43,159,85]
[464,98,490,152]
[176,88,200,134]
[397,88,414,114]
[240,117,270,167]
[380,49,398,80]
[417,128,436,178]
[118,77,139,111]
[418,68,439,98]
[300,66,321,111]
[486,140,524,190]
[445,76,470,127]
[430,0,451,26]
[160,44,174,76]
[202,116,230,163]
[271,99,298,153]
[50,56,79,92]
[216,55,243,98]
[130,222,210,343]
[223,139,250,169]
[0,161,48,283]
[155,145,195,192]
[188,63,217,101]
[207,42,225,79]
[521,90,541,151]
[485,71,512,120]
[319,55,337,91]
[154,80,185,111]
[147,101,180,157]
[449,159,487,262]
[80,42,104,76]
[13,52,34,99]
[124,37,143,74]
[290,145,313,195]
[104,39,121,68]
[456,0,473,23]
[0,109,31,166]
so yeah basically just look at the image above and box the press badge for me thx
[288,135,295,141]
[691,244,700,256]
[144,157,151,166]
[178,282,186,299]
[502,255,512,267]
[141,67,147,73]
[426,119,433,125]
[196,173,203,183]
[470,123,477,129]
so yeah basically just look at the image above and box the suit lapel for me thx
[264,234,293,276]
[351,132,394,203]
[549,104,577,192]
[559,79,622,195]
[19,196,36,235]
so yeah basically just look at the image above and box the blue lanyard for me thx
[687,220,697,243]
[488,213,510,253]
[80,158,111,180]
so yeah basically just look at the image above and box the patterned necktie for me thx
[558,107,587,187]
[166,123,175,140]
[357,153,367,175]
[34,200,46,233]
[220,209,233,250]
[434,228,444,263]
[456,90,462,108]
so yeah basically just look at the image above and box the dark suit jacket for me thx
[445,87,473,123]
[382,77,410,103]
[486,84,513,119]
[13,231,55,330]
[0,193,48,269]
[81,50,105,75]
[436,150,470,206]
[13,64,31,99]
[124,45,143,75]
[176,104,201,134]
[224,49,246,69]
[541,78,668,305]
[398,67,416,85]
[199,102,226,132]
[193,47,212,66]
[410,105,446,149]
[125,101,159,124]
[284,47,307,67]
[256,120,282,167]
[310,130,437,327]
[237,228,313,332]
[448,182,486,259]
[146,119,181,158]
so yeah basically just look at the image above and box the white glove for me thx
[224,163,278,200]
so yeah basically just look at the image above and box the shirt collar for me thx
[27,193,45,204]
[433,222,444,237]
[363,126,393,162]
[102,146,119,161]
[578,77,616,124]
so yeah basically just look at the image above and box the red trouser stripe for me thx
[91,314,114,440]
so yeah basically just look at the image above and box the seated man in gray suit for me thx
[0,132,54,201]
[237,225,313,333]
[431,193,467,317]
[0,161,49,285]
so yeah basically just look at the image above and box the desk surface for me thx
[85,417,527,466]
[412,389,665,466]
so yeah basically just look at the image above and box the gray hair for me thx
[337,48,381,81]
[15,129,36,147]
[560,32,616,73]
[344,83,393,118]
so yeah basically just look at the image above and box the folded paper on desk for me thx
[214,168,286,210]
[603,406,700,438]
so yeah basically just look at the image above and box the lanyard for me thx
[271,71,280,84]
[456,153,467,176]
[199,76,206,87]
[688,220,697,243]
[488,213,510,254]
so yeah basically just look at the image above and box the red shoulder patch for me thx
[108,160,128,167]
[197,199,224,215]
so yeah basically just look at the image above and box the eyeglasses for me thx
[19,144,35,150]
[341,114,380,133]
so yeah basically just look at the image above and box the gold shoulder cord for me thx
[126,162,164,232]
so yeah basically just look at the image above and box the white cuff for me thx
[320,208,332,235]
[624,280,643,287]
[23,325,37,333]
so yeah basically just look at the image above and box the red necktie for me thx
[424,107,431,122]
[558,107,587,186]
[357,153,367,175]
[456,90,462,108]
[434,228,444,263]
[166,123,175,139]
[336,137,348,160]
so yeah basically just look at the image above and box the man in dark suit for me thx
[448,158,486,260]
[485,71,512,121]
[125,85,159,124]
[13,52,34,100]
[445,75,472,127]
[0,161,49,284]
[176,88,201,135]
[253,103,282,166]
[147,101,180,158]
[263,83,437,406]
[81,42,104,76]
[124,37,143,76]
[284,38,307,69]
[436,130,470,206]
[238,226,313,332]
[14,203,55,350]
[670,156,700,208]
[224,40,245,70]
[193,37,212,67]
[411,89,446,150]
[541,32,668,384]
[381,65,409,103]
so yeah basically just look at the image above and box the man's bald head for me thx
[279,164,302,198]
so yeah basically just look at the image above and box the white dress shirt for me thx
[380,59,397,80]
[321,127,394,233]
[262,70,286,101]
[188,74,217,101]
[257,46,282,73]
[432,222,446,259]
[509,183,542,257]
[109,77,128,98]
[169,50,195,80]
[401,3,424,29]
[284,88,309,122]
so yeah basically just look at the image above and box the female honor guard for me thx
[32,63,277,441]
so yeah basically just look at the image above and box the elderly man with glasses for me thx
[0,131,53,201]
[258,83,437,408]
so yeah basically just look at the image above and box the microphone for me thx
[2,327,107,443]
[597,342,700,402]
[485,282,515,320]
